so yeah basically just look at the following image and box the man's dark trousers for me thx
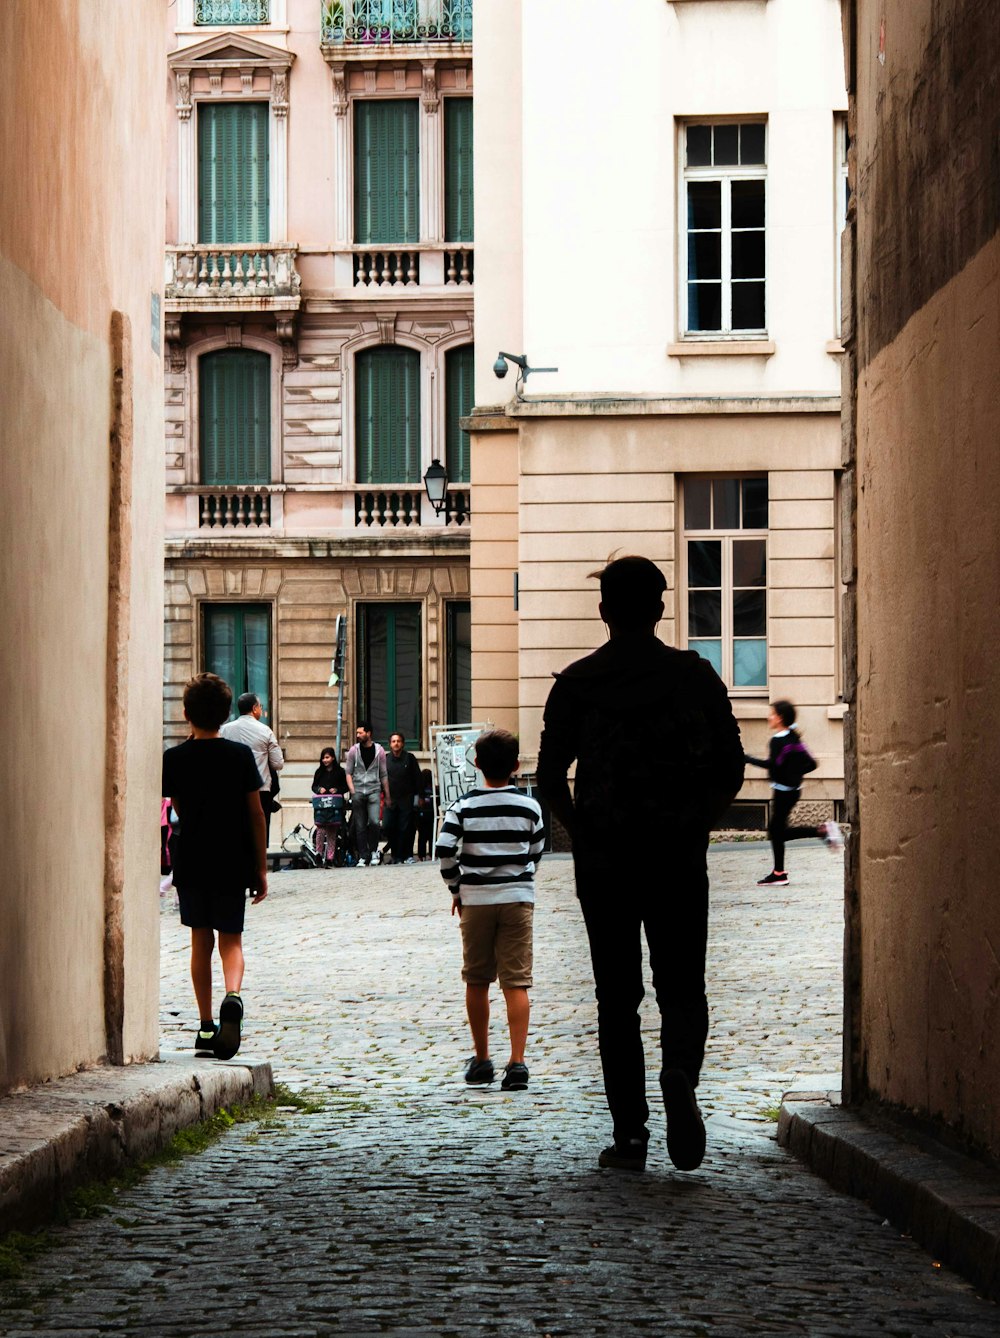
[382,803,415,862]
[576,835,710,1147]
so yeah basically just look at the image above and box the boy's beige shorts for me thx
[460,902,534,989]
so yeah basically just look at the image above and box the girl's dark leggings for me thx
[768,788,817,870]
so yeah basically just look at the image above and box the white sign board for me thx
[431,724,488,811]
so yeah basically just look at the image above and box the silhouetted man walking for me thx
[537,555,744,1172]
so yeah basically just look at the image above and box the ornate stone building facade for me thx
[164,0,474,825]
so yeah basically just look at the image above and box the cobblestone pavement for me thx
[4,846,998,1336]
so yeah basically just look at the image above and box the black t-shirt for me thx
[162,738,262,889]
[359,743,376,769]
[386,750,421,806]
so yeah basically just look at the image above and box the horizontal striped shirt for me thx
[437,786,545,905]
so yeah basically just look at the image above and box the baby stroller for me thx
[311,793,348,867]
[280,821,324,869]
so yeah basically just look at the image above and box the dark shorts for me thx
[175,882,248,934]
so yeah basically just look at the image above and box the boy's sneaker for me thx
[194,1024,218,1056]
[598,1139,647,1172]
[501,1062,529,1091]
[464,1056,495,1085]
[818,819,844,851]
[661,1068,706,1171]
[757,871,789,886]
[214,993,244,1060]
[370,849,382,866]
[356,858,368,868]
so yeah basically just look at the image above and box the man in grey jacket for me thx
[344,720,390,867]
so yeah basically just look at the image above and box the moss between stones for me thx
[0,1082,323,1303]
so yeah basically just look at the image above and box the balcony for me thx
[164,245,302,314]
[354,487,469,527]
[165,485,468,535]
[320,0,472,48]
[348,244,473,290]
[195,0,270,22]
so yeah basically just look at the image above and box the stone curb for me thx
[0,1051,274,1235]
[778,1090,1000,1303]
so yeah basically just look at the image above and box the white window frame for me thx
[680,475,769,695]
[679,119,768,340]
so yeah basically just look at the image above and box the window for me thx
[683,476,768,689]
[195,0,269,22]
[354,100,420,245]
[835,115,850,335]
[355,345,421,484]
[198,102,269,245]
[444,98,473,243]
[446,601,472,724]
[200,350,271,485]
[357,603,422,744]
[204,604,271,720]
[445,344,473,484]
[683,121,766,336]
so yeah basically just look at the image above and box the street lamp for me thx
[423,458,448,515]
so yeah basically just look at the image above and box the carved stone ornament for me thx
[272,70,288,117]
[393,66,407,92]
[240,67,254,95]
[364,68,377,96]
[330,63,348,116]
[164,317,185,373]
[455,66,468,92]
[276,316,298,368]
[225,324,242,348]
[376,314,397,345]
[421,62,439,113]
[208,70,222,95]
[175,72,192,121]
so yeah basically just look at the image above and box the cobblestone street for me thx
[4,847,997,1336]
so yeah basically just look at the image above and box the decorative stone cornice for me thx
[168,31,295,82]
[329,61,348,115]
[176,71,192,120]
[421,61,439,113]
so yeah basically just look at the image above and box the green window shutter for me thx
[445,343,473,484]
[444,98,473,243]
[204,603,271,720]
[198,102,269,244]
[354,100,419,245]
[200,350,271,485]
[357,602,421,744]
[356,346,421,484]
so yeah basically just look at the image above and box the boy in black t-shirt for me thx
[162,673,268,1059]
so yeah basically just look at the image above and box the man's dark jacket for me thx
[536,635,744,849]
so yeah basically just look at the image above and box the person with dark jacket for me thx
[744,699,841,887]
[537,555,744,1174]
[311,747,349,866]
[383,731,422,864]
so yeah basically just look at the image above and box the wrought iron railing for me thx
[165,245,301,300]
[195,0,270,23]
[321,0,472,45]
[198,488,272,529]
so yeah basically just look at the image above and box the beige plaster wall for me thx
[0,1,165,1090]
[469,426,519,733]
[855,237,1000,1149]
[504,412,844,792]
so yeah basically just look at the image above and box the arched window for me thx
[355,345,421,484]
[199,349,271,485]
[445,343,473,485]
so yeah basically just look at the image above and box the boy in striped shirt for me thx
[437,729,546,1091]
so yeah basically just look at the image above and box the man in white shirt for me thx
[220,693,284,841]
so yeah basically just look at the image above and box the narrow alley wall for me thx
[0,1,166,1090]
[846,0,1000,1156]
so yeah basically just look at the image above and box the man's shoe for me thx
[501,1062,529,1091]
[371,849,382,866]
[214,993,244,1061]
[662,1069,706,1171]
[818,819,844,851]
[757,871,789,886]
[403,856,417,865]
[598,1139,647,1171]
[464,1056,495,1085]
[356,858,368,868]
[194,1024,218,1056]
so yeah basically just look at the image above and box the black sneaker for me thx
[214,993,244,1060]
[501,1062,529,1091]
[662,1068,706,1171]
[598,1139,647,1171]
[194,1024,218,1056]
[757,871,789,886]
[464,1056,495,1085]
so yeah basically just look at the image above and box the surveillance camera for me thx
[493,355,509,379]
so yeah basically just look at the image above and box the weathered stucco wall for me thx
[0,1,165,1089]
[851,0,1000,1154]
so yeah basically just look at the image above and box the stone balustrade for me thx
[165,245,301,304]
[198,488,272,530]
[350,244,473,289]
